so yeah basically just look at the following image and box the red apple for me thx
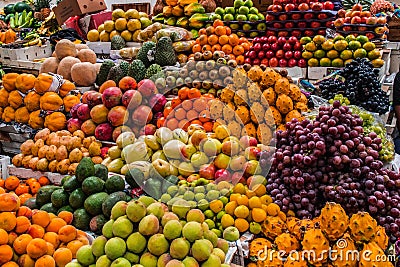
[343,26,352,31]
[273,0,280,4]
[293,42,302,50]
[244,58,252,64]
[317,29,326,35]
[304,30,314,37]
[269,57,279,67]
[265,51,274,59]
[215,169,231,182]
[266,31,276,37]
[298,3,309,11]
[271,4,283,12]
[260,36,268,43]
[344,17,351,23]
[279,14,288,21]
[311,21,321,28]
[351,16,361,24]
[276,49,284,59]
[338,9,346,18]
[266,14,275,21]
[199,163,216,179]
[298,58,307,67]
[288,58,297,67]
[358,26,368,31]
[258,51,265,58]
[293,50,302,59]
[268,36,277,44]
[279,59,288,67]
[298,22,307,28]
[273,22,282,29]
[285,22,295,28]
[267,5,273,11]
[334,18,345,27]
[283,43,292,51]
[323,1,334,10]
[288,36,298,45]
[271,43,279,51]
[291,13,301,20]
[253,43,262,52]
[285,3,296,12]
[261,58,269,66]
[311,2,323,11]
[284,50,293,59]
[262,43,271,50]
[326,21,334,28]
[292,30,302,38]
[278,31,289,37]
[253,37,261,44]
[360,17,367,24]
[318,13,328,20]
[352,11,361,17]
[366,33,375,39]
[248,51,257,59]
[277,37,287,46]
[253,58,261,65]
[303,13,314,20]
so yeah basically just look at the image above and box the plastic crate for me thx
[0,156,10,180]
[112,3,151,14]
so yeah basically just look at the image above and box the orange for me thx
[198,35,208,46]
[242,42,250,51]
[224,201,237,216]
[212,44,222,53]
[206,26,215,35]
[208,34,219,46]
[198,28,206,35]
[203,121,213,132]
[0,229,7,245]
[218,35,229,45]
[5,176,19,191]
[233,45,244,56]
[186,110,198,121]
[236,55,245,65]
[157,117,166,128]
[222,44,233,55]
[163,106,173,118]
[192,44,202,53]
[234,205,250,219]
[38,176,50,186]
[201,44,212,52]
[234,218,249,232]
[182,99,193,111]
[166,118,179,130]
[188,88,201,99]
[174,108,187,121]
[239,37,248,44]
[215,26,227,36]
[178,87,189,100]
[229,34,239,46]
[252,208,267,223]
[209,200,223,213]
[213,19,224,28]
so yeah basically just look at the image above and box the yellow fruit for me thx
[260,195,272,205]
[234,218,249,232]
[87,30,100,42]
[252,184,266,197]
[99,30,110,42]
[234,205,250,219]
[120,30,132,42]
[232,183,246,194]
[112,9,125,20]
[236,195,249,206]
[266,203,280,216]
[248,197,262,209]
[209,200,223,213]
[115,18,127,31]
[251,208,266,223]
[221,214,234,228]
[224,201,237,216]
[103,20,115,32]
[109,30,120,39]
[229,193,240,203]
[127,19,141,32]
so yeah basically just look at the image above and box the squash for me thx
[0,193,20,212]
[40,57,60,74]
[70,62,97,87]
[59,80,76,98]
[0,89,9,108]
[15,107,29,124]
[29,111,45,129]
[2,107,15,123]
[8,90,23,109]
[15,73,36,93]
[34,73,54,95]
[24,91,41,112]
[44,112,66,132]
[57,56,81,81]
[77,49,97,64]
[2,73,19,92]
[40,92,63,111]
[55,39,77,60]
[63,95,81,112]
[5,29,16,44]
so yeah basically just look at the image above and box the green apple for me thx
[152,159,171,177]
[139,17,151,29]
[257,13,265,20]
[248,14,258,22]
[249,7,258,14]
[215,7,225,16]
[225,7,235,15]
[224,13,234,21]
[191,152,210,168]
[211,14,222,20]
[236,14,247,21]
[238,6,249,15]
[242,23,252,31]
[234,0,244,8]
[244,0,253,7]
[230,23,240,30]
[256,22,266,31]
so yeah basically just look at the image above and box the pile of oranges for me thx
[157,87,215,132]
[0,176,50,205]
[191,20,251,65]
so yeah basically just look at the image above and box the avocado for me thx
[76,157,95,183]
[105,175,125,193]
[51,189,69,208]
[81,176,105,195]
[90,214,108,234]
[84,192,109,216]
[61,175,72,186]
[57,205,74,214]
[69,188,86,209]
[94,164,108,181]
[63,176,80,192]
[73,208,91,231]
[102,191,130,218]
[35,185,61,207]
[40,203,58,214]
[125,168,144,188]
[23,198,37,209]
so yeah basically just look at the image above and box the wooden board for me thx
[7,166,66,185]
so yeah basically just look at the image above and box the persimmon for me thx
[215,26,227,36]
[203,121,214,132]
[29,182,41,194]
[13,234,33,254]
[157,117,166,128]
[205,26,215,35]
[171,98,181,109]
[225,26,231,35]
[166,118,179,130]
[208,34,219,46]
[174,108,187,121]
[213,19,224,27]
[0,212,16,231]
[32,210,51,228]
[201,44,212,52]
[181,99,193,111]
[242,42,251,51]
[163,106,173,118]
[198,28,206,35]
[236,55,245,65]
[0,229,7,245]
[26,238,47,259]
[19,193,32,206]
[15,216,31,234]
[192,44,202,53]
[239,37,248,44]
[186,110,199,121]
[178,87,189,100]
[218,35,229,45]
[58,211,73,225]
[222,44,233,55]
[211,44,222,53]
[233,45,245,56]
[198,35,208,45]
[187,88,201,99]
[229,34,239,46]
[15,184,30,196]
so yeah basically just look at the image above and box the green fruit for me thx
[327,50,339,59]
[313,50,326,59]
[321,40,334,51]
[304,42,317,52]
[147,234,169,256]
[302,51,313,59]
[163,220,182,240]
[353,48,367,58]
[76,245,95,266]
[300,37,312,45]
[332,58,344,67]
[105,237,126,260]
[92,236,107,257]
[308,58,319,67]
[345,34,356,43]
[356,35,369,44]
[112,216,134,238]
[340,50,353,60]
[363,42,376,51]
[312,35,326,45]
[348,40,362,51]
[126,232,147,254]
[334,40,348,52]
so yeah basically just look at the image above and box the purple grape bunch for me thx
[267,100,400,242]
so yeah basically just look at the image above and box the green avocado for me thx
[81,176,105,195]
[84,192,109,216]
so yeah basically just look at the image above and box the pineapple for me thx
[320,202,349,241]
[276,94,294,115]
[349,212,377,242]
[262,216,287,240]
[331,233,357,267]
[301,228,330,266]
[373,225,389,250]
[274,78,290,95]
[274,233,299,255]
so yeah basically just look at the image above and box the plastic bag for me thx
[172,40,195,52]
[138,22,165,42]
[155,27,193,42]
[119,47,140,59]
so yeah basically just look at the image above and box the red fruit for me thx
[278,31,289,37]
[304,30,314,37]
[293,42,302,51]
[303,13,314,20]
[112,126,131,141]
[291,30,302,38]
[291,13,301,20]
[269,57,279,67]
[253,37,261,43]
[288,36,298,45]
[344,17,351,23]
[271,43,279,51]
[271,4,283,12]
[311,2,323,11]
[298,3,309,11]
[261,58,269,66]
[285,3,295,12]
[298,58,307,67]
[284,51,293,59]
[317,29,326,35]
[149,94,167,112]
[248,51,257,59]
[285,22,295,28]
[102,87,123,109]
[108,106,128,127]
[277,37,287,46]
[199,163,216,179]
[323,1,334,10]
[266,14,275,21]
[288,58,297,67]
[215,169,231,182]
[318,13,328,20]
[293,51,302,59]
[298,22,307,28]
[262,43,271,51]
[137,79,157,98]
[260,36,268,43]
[253,43,262,52]
[95,123,113,141]
[122,90,142,109]
[131,105,153,126]
[273,22,282,29]
[278,14,288,21]
[70,103,82,118]
[268,36,277,44]
[326,21,334,28]
[143,124,157,135]
[334,18,345,27]
[283,43,292,51]
[338,9,346,18]
[266,51,274,59]
[352,3,362,11]
[311,22,321,28]
[77,104,90,121]
[86,91,103,108]
[244,58,252,64]
[360,17,367,24]
[253,58,261,65]
[266,31,276,37]
[100,147,109,158]
[258,51,265,58]
[351,16,361,24]
[67,118,82,133]
[279,59,288,67]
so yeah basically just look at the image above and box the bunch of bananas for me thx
[10,10,35,29]
[23,31,42,46]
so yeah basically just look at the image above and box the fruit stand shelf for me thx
[87,41,142,55]
[7,166,66,185]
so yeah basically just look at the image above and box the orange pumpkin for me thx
[15,73,36,93]
[24,91,41,112]
[59,80,76,97]
[34,73,54,95]
[0,89,9,108]
[28,110,45,130]
[44,112,67,132]
[2,73,19,92]
[4,176,20,191]
[40,92,63,111]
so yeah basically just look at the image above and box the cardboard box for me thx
[89,11,112,30]
[53,0,107,25]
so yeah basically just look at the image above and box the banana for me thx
[9,17,15,29]
[24,38,40,46]
[14,12,19,27]
[27,18,34,28]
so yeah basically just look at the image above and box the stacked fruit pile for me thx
[0,192,88,267]
[191,20,251,65]
[0,176,50,207]
[211,0,266,38]
[301,34,383,67]
[265,0,336,38]
[12,128,105,174]
[87,9,152,42]
[26,158,134,233]
[268,100,400,242]
[244,36,306,67]
[76,197,233,267]
[248,202,391,267]
[334,4,388,40]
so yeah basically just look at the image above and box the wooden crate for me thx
[111,2,151,14]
